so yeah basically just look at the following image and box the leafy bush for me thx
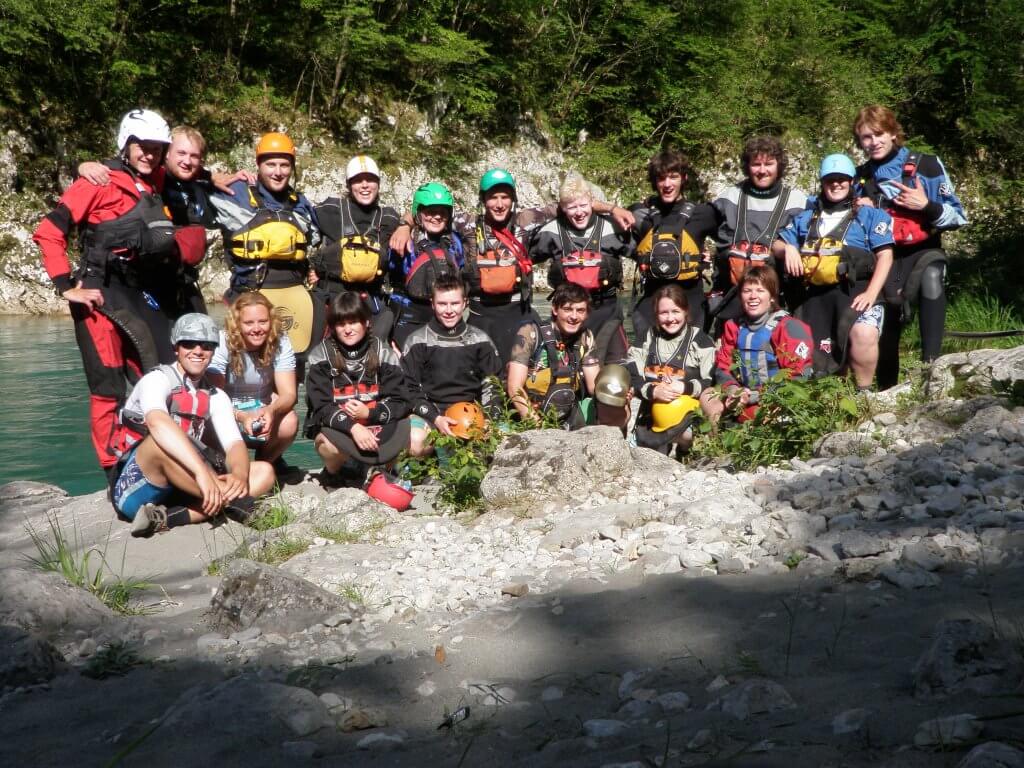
[693,375,863,470]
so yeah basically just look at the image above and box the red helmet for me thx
[366,473,413,512]
[445,402,486,439]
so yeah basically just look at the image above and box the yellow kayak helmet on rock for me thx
[651,395,701,432]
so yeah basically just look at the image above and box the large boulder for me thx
[0,564,114,635]
[0,625,65,687]
[208,559,358,634]
[480,426,681,506]
[927,346,1024,400]
[912,619,1022,698]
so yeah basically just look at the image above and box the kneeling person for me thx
[305,292,412,482]
[403,275,502,457]
[507,282,600,428]
[110,314,276,538]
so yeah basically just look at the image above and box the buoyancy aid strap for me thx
[556,217,604,263]
[732,187,791,251]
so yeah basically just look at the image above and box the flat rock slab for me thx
[208,558,356,634]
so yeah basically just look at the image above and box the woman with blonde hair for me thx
[208,292,299,475]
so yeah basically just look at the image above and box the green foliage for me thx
[693,375,863,470]
[24,514,157,616]
[249,487,295,532]
[82,642,146,680]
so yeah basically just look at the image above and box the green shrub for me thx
[693,375,863,470]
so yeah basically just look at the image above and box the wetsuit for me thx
[387,230,466,350]
[778,198,894,373]
[33,163,186,469]
[710,181,807,332]
[715,310,814,421]
[856,146,967,388]
[210,180,322,365]
[400,317,502,423]
[304,335,411,465]
[312,196,401,342]
[629,325,715,451]
[627,197,720,343]
[160,168,219,313]
[530,213,632,364]
[458,205,554,367]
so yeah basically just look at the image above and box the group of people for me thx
[33,103,966,534]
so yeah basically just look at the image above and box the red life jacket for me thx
[111,365,214,457]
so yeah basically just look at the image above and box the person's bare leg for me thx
[314,433,347,472]
[848,323,880,389]
[408,425,434,458]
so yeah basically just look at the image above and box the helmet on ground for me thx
[412,182,454,218]
[651,395,701,433]
[117,109,171,152]
[445,401,486,439]
[819,153,856,179]
[366,473,414,512]
[479,168,517,198]
[256,132,296,160]
[346,155,380,182]
[594,364,631,407]
[170,313,220,346]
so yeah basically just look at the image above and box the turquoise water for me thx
[0,315,318,496]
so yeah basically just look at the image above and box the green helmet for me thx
[479,168,517,199]
[595,364,631,407]
[412,182,454,218]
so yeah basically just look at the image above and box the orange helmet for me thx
[256,132,295,160]
[445,402,486,439]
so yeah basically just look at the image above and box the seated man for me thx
[402,274,503,457]
[506,282,601,428]
[109,313,276,538]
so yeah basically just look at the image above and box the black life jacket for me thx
[727,187,791,285]
[111,364,215,458]
[636,202,703,283]
[402,233,464,302]
[642,326,701,387]
[228,186,310,263]
[80,170,177,271]
[551,217,621,293]
[162,173,217,228]
[313,198,385,285]
[524,323,592,419]
[324,337,383,426]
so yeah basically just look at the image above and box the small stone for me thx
[716,557,746,575]
[705,674,729,693]
[196,634,236,653]
[927,492,964,518]
[914,714,982,747]
[319,693,346,710]
[655,691,690,711]
[618,669,650,699]
[900,540,945,572]
[874,412,898,426]
[957,742,1024,768]
[687,728,715,750]
[356,732,404,750]
[340,708,388,732]
[501,582,529,598]
[838,530,889,558]
[229,627,262,643]
[832,708,871,735]
[77,638,97,657]
[323,613,352,628]
[879,564,941,589]
[285,709,326,737]
[541,686,564,702]
[416,680,437,697]
[617,699,662,721]
[792,490,823,510]
[281,740,319,759]
[582,719,631,740]
[707,679,796,720]
[638,551,681,575]
[629,687,657,701]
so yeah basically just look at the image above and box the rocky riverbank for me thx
[3,350,1024,766]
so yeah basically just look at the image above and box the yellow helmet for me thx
[651,395,701,433]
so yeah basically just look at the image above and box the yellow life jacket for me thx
[524,323,593,420]
[636,202,702,282]
[229,186,309,263]
[800,209,855,287]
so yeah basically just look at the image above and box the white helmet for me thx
[345,155,380,182]
[116,108,171,152]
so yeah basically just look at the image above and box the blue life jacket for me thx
[737,312,785,388]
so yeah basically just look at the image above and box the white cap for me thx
[116,108,171,152]
[346,155,380,182]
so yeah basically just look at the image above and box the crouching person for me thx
[506,283,600,428]
[714,267,814,422]
[305,292,412,486]
[402,274,502,457]
[110,314,276,538]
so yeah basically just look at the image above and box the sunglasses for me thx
[177,340,218,352]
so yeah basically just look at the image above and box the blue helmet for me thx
[819,154,856,179]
